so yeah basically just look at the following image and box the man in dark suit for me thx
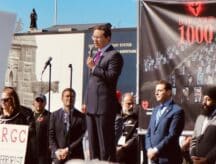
[190,86,216,164]
[145,80,185,164]
[84,23,123,162]
[49,88,86,164]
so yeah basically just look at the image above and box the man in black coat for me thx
[49,88,86,164]
[33,94,51,164]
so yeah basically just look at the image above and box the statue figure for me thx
[30,8,37,29]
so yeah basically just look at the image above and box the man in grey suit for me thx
[84,23,123,162]
[49,88,86,164]
[190,86,216,164]
[145,80,185,164]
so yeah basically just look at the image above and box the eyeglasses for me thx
[91,35,104,40]
[0,97,12,103]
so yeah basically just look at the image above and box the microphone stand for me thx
[48,62,52,112]
[68,64,72,88]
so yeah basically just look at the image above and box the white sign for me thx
[0,11,16,91]
[0,124,29,164]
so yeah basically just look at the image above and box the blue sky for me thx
[0,0,138,32]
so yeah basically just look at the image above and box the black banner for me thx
[139,0,216,130]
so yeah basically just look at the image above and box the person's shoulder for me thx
[171,103,185,115]
[51,108,63,115]
[43,110,51,117]
[107,45,122,56]
[44,109,51,114]
[73,108,86,118]
[196,114,205,121]
[15,112,29,125]
[172,103,182,109]
[20,105,33,115]
[20,105,35,124]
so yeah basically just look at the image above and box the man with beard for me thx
[190,86,216,164]
[115,92,138,164]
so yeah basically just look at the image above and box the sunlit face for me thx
[0,92,13,110]
[155,84,171,103]
[33,98,46,113]
[62,91,75,109]
[122,94,134,114]
[92,29,110,49]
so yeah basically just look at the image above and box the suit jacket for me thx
[145,100,185,164]
[190,109,216,164]
[86,45,123,115]
[49,108,86,160]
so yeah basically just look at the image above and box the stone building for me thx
[5,34,59,108]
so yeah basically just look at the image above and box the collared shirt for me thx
[159,99,172,116]
[97,43,111,57]
[92,43,111,72]
[63,108,73,133]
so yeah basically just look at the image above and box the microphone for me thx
[68,64,72,68]
[42,57,52,74]
[88,46,94,57]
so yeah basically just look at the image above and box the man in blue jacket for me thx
[145,80,185,164]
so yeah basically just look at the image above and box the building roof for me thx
[42,23,108,32]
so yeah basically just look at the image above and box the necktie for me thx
[94,50,101,64]
[156,105,164,125]
[64,112,70,134]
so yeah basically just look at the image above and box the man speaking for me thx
[84,23,123,162]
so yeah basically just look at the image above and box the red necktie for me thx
[94,51,101,64]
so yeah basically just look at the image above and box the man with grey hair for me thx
[115,92,138,164]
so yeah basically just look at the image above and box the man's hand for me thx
[81,104,87,113]
[55,148,69,160]
[61,147,69,160]
[191,156,208,164]
[181,136,192,151]
[86,57,95,69]
[147,148,158,161]
[55,149,63,160]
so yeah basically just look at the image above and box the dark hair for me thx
[203,85,216,101]
[61,88,76,98]
[93,23,112,38]
[157,80,172,91]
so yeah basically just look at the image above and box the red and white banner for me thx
[0,124,29,164]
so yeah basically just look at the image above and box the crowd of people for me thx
[0,23,216,164]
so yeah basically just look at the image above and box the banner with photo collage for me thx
[139,0,216,130]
